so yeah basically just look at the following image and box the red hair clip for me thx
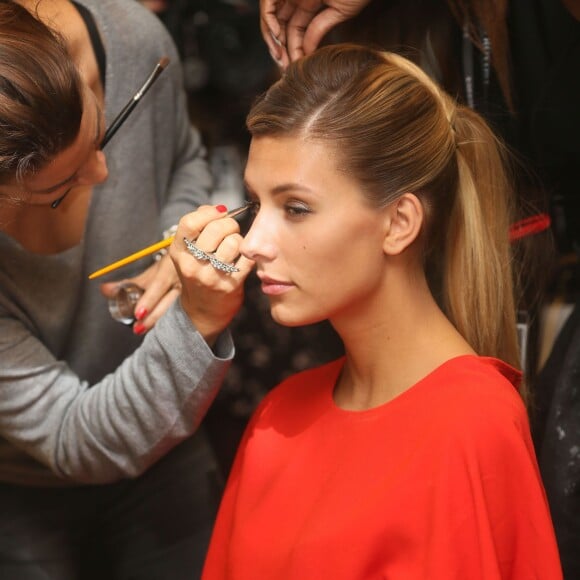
[509,213,551,242]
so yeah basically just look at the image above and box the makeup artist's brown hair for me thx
[0,0,83,186]
[247,43,521,388]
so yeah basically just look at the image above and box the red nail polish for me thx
[133,323,146,335]
[216,204,228,213]
[135,307,148,321]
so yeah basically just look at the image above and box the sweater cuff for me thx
[157,300,235,361]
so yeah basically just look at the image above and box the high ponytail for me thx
[366,53,521,375]
[445,106,520,374]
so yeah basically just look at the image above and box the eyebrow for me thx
[244,181,314,197]
[31,99,102,195]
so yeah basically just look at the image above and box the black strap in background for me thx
[461,21,490,114]
[71,1,107,90]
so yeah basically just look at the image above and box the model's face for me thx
[0,86,108,206]
[241,135,388,327]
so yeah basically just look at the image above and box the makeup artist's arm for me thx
[0,299,232,484]
[0,207,252,484]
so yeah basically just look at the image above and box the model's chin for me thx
[269,303,323,328]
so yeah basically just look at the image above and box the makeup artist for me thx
[0,1,252,578]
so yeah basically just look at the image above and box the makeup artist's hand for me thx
[169,205,255,347]
[99,255,182,335]
[261,0,371,67]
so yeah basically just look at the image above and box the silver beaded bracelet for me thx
[154,225,178,262]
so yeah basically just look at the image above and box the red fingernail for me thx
[133,323,146,335]
[135,307,148,321]
[216,204,228,213]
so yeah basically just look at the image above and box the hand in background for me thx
[261,0,372,67]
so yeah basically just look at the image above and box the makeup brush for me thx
[51,57,170,209]
[100,56,170,149]
[88,202,254,280]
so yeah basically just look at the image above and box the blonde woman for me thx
[190,44,562,578]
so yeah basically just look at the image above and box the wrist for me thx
[154,225,178,262]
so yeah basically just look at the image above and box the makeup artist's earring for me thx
[183,238,239,274]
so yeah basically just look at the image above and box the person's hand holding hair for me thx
[261,0,372,67]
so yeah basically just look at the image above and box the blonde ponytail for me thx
[445,105,521,377]
[386,54,521,377]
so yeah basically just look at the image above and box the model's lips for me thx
[258,274,294,296]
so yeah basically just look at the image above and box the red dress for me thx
[203,356,562,579]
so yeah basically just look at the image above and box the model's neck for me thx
[332,264,474,411]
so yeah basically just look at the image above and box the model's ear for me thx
[383,193,424,255]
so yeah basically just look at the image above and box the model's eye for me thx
[285,202,311,216]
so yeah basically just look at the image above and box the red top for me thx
[203,356,562,579]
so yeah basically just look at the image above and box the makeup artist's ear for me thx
[382,193,424,255]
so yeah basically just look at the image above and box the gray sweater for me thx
[0,0,232,486]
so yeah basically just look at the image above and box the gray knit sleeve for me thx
[152,12,214,232]
[0,301,232,483]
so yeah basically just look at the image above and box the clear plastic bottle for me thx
[108,282,145,325]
